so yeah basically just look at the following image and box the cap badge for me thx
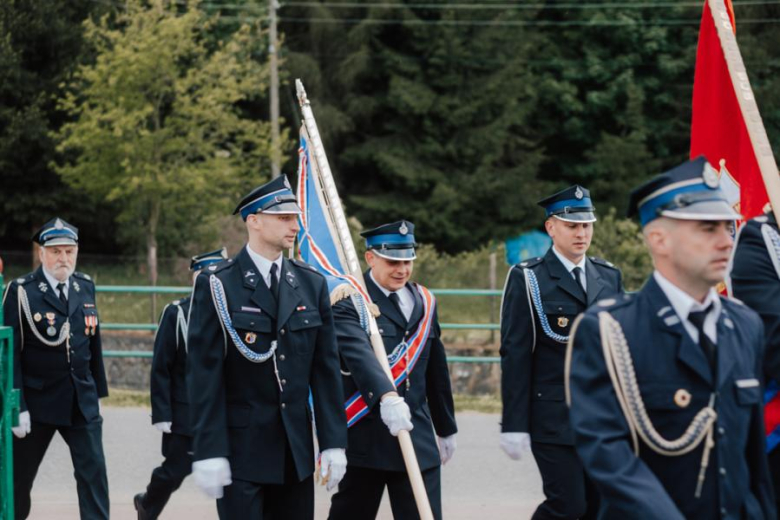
[55,218,64,230]
[575,187,584,200]
[674,389,692,408]
[399,222,409,235]
[557,316,569,328]
[703,162,720,189]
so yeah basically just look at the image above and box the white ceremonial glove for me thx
[12,411,31,439]
[438,434,457,465]
[380,395,413,436]
[500,432,531,461]
[192,457,232,499]
[154,422,172,434]
[320,448,348,492]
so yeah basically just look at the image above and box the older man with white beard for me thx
[3,217,109,520]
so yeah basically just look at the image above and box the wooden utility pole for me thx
[269,0,281,178]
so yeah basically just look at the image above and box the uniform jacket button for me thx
[719,467,727,476]
[281,379,287,386]
[281,403,286,409]
[279,354,286,361]
[280,329,286,335]
[368,392,374,399]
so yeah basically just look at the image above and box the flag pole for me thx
[296,79,435,520]
[708,0,780,223]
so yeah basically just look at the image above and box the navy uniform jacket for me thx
[2,267,108,426]
[335,273,458,472]
[151,297,191,436]
[186,247,348,484]
[731,213,780,384]
[568,276,775,520]
[500,247,622,444]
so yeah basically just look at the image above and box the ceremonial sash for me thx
[344,284,436,427]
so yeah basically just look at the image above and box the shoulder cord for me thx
[17,285,71,361]
[761,224,780,280]
[175,305,188,351]
[598,310,716,498]
[209,274,282,392]
[339,292,374,377]
[524,268,568,344]
[521,268,538,352]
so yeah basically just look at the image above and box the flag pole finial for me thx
[296,79,309,107]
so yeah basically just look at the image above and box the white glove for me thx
[438,434,457,465]
[12,411,31,439]
[320,448,347,492]
[380,395,413,436]
[154,422,172,434]
[500,432,531,461]
[192,457,232,498]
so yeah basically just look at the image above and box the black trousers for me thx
[328,465,442,520]
[139,432,193,518]
[531,441,598,520]
[217,475,314,520]
[13,412,109,520]
[769,447,780,517]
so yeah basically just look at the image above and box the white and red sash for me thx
[344,284,436,427]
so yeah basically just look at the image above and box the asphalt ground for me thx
[25,407,544,519]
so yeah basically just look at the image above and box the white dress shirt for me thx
[551,246,588,292]
[246,245,282,290]
[653,270,721,344]
[370,270,414,321]
[42,268,69,300]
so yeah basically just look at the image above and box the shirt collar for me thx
[551,246,587,273]
[42,268,68,293]
[653,270,722,322]
[245,245,282,281]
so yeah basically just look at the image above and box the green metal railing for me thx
[1,274,19,519]
[97,285,502,363]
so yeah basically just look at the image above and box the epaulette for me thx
[723,294,744,306]
[72,271,94,283]
[516,257,543,269]
[290,258,324,277]
[754,215,769,224]
[12,273,35,286]
[593,293,633,311]
[589,257,619,270]
[204,258,234,274]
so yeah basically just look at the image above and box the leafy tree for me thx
[53,0,276,285]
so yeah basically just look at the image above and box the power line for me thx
[279,16,780,26]
[279,0,780,9]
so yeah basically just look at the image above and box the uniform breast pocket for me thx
[376,320,397,338]
[288,310,323,355]
[232,312,274,352]
[734,378,761,406]
[542,301,579,334]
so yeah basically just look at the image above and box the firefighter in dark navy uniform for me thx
[729,205,780,514]
[567,157,776,519]
[186,175,348,520]
[499,186,623,519]
[134,248,228,520]
[3,217,109,520]
[327,220,458,520]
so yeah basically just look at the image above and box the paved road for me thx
[26,407,543,519]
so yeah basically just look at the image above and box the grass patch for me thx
[104,388,151,408]
[453,394,501,414]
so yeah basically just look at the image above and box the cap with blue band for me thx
[32,218,78,247]
[628,156,742,227]
[191,247,228,271]
[233,175,302,220]
[537,185,597,223]
[361,220,417,260]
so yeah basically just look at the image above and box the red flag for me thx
[690,0,768,220]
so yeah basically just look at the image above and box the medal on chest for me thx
[45,312,57,336]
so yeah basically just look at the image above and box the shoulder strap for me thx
[760,224,780,280]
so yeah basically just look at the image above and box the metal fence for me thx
[97,285,503,364]
[0,274,19,519]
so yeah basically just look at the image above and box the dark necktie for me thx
[57,282,68,307]
[688,304,716,372]
[572,267,586,298]
[388,292,406,322]
[269,263,280,300]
